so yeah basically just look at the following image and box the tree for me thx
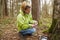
[32,0,40,21]
[3,0,8,16]
[4,0,8,16]
[0,0,2,18]
[49,0,60,40]
[31,0,41,36]
[0,0,5,18]
[0,0,8,18]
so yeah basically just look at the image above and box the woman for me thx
[17,1,38,36]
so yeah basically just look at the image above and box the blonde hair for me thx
[21,1,30,11]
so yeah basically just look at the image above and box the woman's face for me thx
[25,8,30,14]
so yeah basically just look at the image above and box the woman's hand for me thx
[34,21,38,26]
[31,21,38,27]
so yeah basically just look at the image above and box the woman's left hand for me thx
[34,21,38,26]
[32,21,38,28]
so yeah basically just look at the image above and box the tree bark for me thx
[49,0,60,40]
[0,0,4,18]
[3,0,8,16]
[31,0,40,36]
[32,0,40,21]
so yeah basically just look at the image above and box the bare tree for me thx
[32,0,40,21]
[0,0,2,18]
[3,0,8,16]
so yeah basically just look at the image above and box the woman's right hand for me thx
[31,24,35,27]
[31,24,37,28]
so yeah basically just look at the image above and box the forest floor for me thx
[0,17,49,40]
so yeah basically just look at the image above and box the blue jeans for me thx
[19,28,36,36]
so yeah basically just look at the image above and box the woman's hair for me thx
[21,1,30,11]
[24,5,30,10]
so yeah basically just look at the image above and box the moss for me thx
[48,19,57,33]
[51,33,60,40]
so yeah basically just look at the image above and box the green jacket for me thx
[17,10,35,31]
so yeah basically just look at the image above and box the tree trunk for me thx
[31,0,40,36]
[0,0,4,18]
[3,0,8,16]
[32,0,40,21]
[49,0,60,40]
[0,0,2,18]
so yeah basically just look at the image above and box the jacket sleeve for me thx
[17,14,32,31]
[29,13,36,24]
